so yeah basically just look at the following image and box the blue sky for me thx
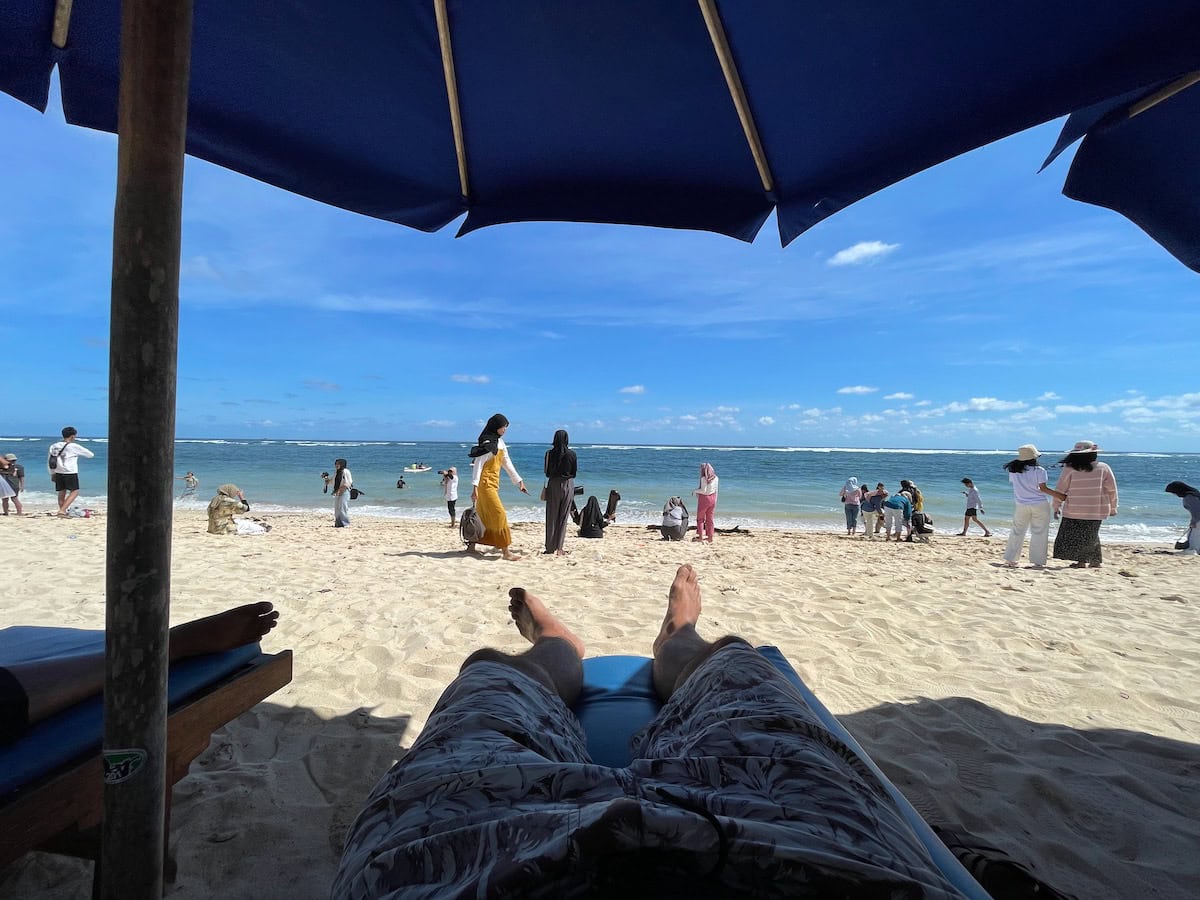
[2,83,1197,451]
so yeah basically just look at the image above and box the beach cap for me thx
[1069,440,1101,453]
[3,453,15,461]
[1016,444,1040,460]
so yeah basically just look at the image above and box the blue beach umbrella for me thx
[2,2,1200,898]
[3,1,1200,260]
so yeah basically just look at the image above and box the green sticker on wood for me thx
[102,749,148,784]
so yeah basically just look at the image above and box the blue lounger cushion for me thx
[574,646,989,900]
[0,626,262,796]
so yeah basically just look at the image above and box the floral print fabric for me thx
[333,643,965,898]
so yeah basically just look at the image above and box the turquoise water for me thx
[4,436,1195,544]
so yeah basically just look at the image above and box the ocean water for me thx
[3,437,1196,545]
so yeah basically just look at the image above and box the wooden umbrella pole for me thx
[102,0,193,897]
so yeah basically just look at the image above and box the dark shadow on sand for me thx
[0,703,412,900]
[840,697,1200,900]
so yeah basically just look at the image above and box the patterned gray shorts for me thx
[333,642,963,898]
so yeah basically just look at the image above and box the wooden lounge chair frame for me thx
[0,650,292,886]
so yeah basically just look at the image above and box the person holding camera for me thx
[439,467,459,528]
[332,457,353,528]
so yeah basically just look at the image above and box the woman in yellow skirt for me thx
[468,413,528,560]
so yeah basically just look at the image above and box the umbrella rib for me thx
[1128,70,1200,118]
[434,0,470,199]
[697,0,774,193]
[52,0,73,48]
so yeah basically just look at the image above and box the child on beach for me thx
[959,478,991,537]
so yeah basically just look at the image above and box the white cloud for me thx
[884,392,914,400]
[837,385,878,395]
[914,400,932,407]
[758,416,775,426]
[422,419,455,428]
[1038,392,1062,401]
[1055,404,1098,414]
[828,241,901,267]
[619,385,645,395]
[451,374,491,384]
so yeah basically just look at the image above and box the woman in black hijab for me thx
[542,429,578,555]
[468,413,527,560]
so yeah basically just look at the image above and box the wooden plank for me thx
[0,653,292,872]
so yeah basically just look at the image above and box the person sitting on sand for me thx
[332,565,968,898]
[1,603,279,744]
[207,483,249,535]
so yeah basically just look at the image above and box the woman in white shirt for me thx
[692,462,719,543]
[469,413,528,560]
[1001,445,1066,568]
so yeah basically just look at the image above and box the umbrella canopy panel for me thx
[3,0,1200,257]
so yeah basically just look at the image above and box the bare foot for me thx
[508,588,584,657]
[653,564,702,656]
[168,601,279,662]
[502,550,523,562]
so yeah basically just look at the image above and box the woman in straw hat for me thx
[1001,444,1066,569]
[1051,441,1118,568]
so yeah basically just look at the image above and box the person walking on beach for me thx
[542,429,577,556]
[48,426,94,517]
[469,413,528,561]
[1165,481,1200,555]
[177,470,199,498]
[839,477,861,535]
[692,462,719,543]
[440,466,459,528]
[1001,445,1066,569]
[958,478,991,536]
[0,453,23,515]
[333,457,353,528]
[1051,441,1118,569]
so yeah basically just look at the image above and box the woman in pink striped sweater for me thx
[1052,440,1119,568]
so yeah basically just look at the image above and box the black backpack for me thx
[459,507,486,544]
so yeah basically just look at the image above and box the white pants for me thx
[883,507,905,534]
[1004,502,1051,565]
[1184,524,1200,556]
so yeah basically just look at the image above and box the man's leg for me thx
[2,603,278,742]
[651,564,747,703]
[463,587,584,705]
[59,488,80,515]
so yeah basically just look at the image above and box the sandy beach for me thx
[1,509,1197,899]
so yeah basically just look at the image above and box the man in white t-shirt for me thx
[47,426,95,517]
[440,467,459,527]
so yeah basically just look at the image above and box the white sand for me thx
[1,509,1197,899]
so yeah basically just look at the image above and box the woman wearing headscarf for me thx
[207,483,249,535]
[692,462,719,543]
[1002,445,1066,568]
[1051,440,1118,568]
[542,429,577,555]
[469,413,528,560]
[839,477,861,535]
[1165,481,1200,555]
